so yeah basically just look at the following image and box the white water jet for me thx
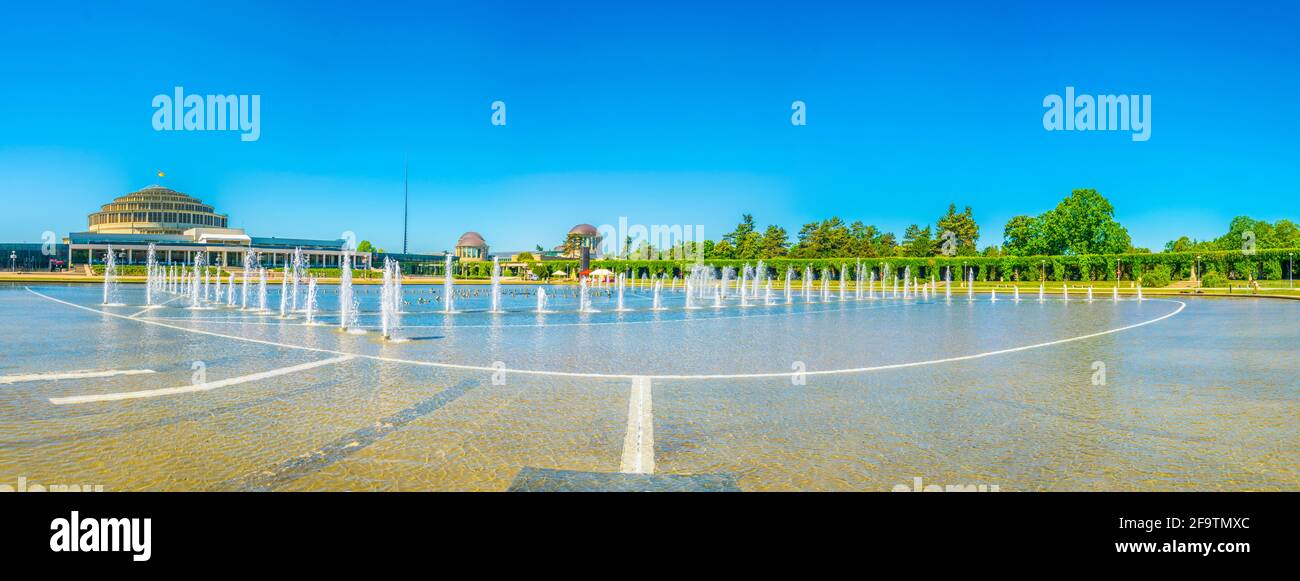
[653,280,664,310]
[804,266,814,303]
[443,254,456,313]
[305,276,318,325]
[855,262,864,300]
[739,266,751,307]
[380,257,402,340]
[489,256,502,313]
[615,273,628,311]
[338,249,359,331]
[189,252,205,309]
[144,244,157,307]
[536,287,549,313]
[785,266,794,304]
[241,250,252,309]
[258,267,268,311]
[278,263,289,317]
[101,245,122,305]
[579,277,597,313]
[290,247,304,312]
[842,263,852,300]
[1113,286,1120,302]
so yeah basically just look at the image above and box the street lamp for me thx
[1290,253,1294,289]
[1196,255,1202,287]
[9,251,16,272]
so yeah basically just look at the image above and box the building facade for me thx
[88,185,229,234]
[67,186,370,269]
[454,231,489,261]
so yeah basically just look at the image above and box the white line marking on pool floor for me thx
[48,356,354,404]
[128,295,185,318]
[25,287,1186,381]
[0,369,156,385]
[620,376,654,474]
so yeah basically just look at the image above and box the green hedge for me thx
[526,248,1298,283]
[88,248,1297,283]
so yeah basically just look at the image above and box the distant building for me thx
[65,186,369,269]
[562,223,602,259]
[455,231,489,261]
[88,185,229,234]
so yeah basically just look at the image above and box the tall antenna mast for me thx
[403,156,409,254]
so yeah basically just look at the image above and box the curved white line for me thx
[25,287,1185,381]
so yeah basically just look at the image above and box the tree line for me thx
[668,188,1295,262]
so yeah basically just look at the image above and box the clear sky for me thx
[1,0,1296,253]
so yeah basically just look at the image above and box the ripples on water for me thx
[0,283,1295,491]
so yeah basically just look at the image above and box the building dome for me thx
[454,231,489,261]
[88,185,228,235]
[457,231,486,247]
[569,223,599,236]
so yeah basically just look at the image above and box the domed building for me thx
[64,184,374,272]
[88,185,228,235]
[563,223,602,258]
[455,231,489,261]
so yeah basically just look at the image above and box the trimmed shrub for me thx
[1201,271,1228,288]
[1141,264,1172,287]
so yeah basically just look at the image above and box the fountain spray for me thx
[443,253,455,313]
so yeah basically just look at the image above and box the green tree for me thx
[710,239,736,259]
[789,217,854,258]
[900,224,934,257]
[936,204,979,256]
[722,214,762,259]
[1164,236,1199,253]
[759,224,789,258]
[1037,189,1132,255]
[356,240,375,253]
[848,221,879,256]
[1002,215,1043,256]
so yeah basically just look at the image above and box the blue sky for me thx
[1,0,1296,253]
